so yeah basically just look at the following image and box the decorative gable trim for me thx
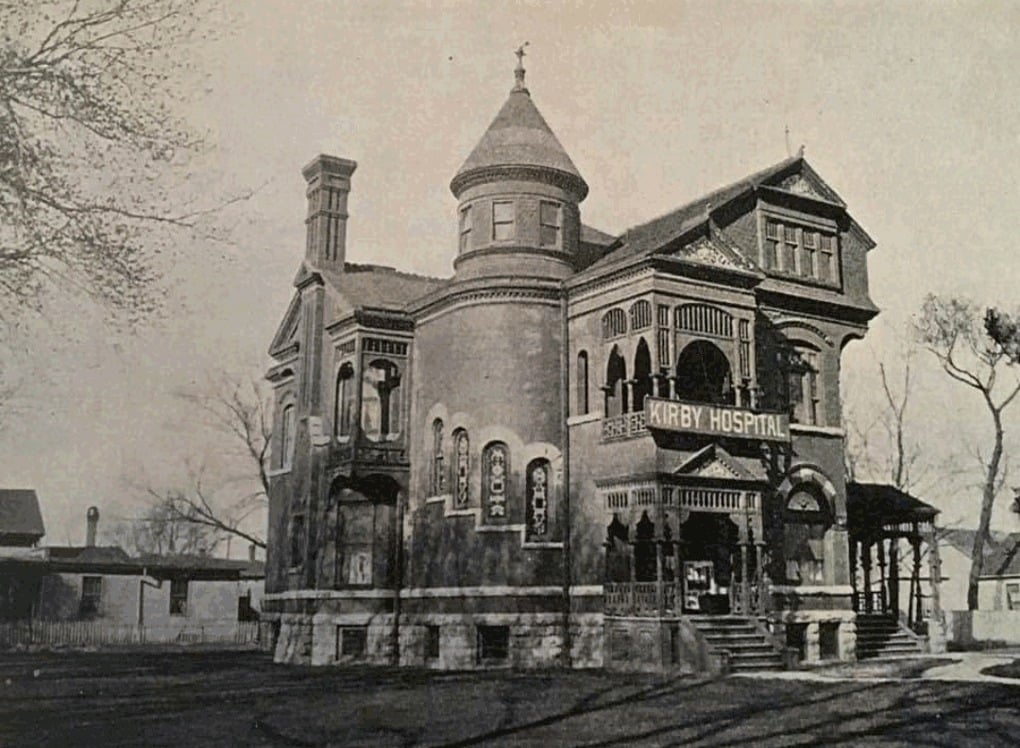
[268,294,302,359]
[673,443,761,482]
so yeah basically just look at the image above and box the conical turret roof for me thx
[451,84,587,199]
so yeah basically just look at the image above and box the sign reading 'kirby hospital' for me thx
[645,397,790,442]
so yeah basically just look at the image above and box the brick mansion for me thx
[261,57,944,673]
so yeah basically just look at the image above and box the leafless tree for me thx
[916,295,1020,610]
[0,0,229,331]
[149,374,271,550]
[104,492,222,556]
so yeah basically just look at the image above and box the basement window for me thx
[476,625,510,664]
[337,626,368,659]
[425,625,440,661]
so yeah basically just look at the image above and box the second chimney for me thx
[85,506,99,547]
[302,154,357,270]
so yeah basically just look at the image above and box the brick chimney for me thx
[301,154,357,270]
[85,506,99,547]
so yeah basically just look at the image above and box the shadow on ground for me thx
[0,651,1018,747]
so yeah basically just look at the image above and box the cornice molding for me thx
[451,164,588,201]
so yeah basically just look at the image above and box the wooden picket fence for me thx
[0,620,265,650]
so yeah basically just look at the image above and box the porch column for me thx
[655,540,664,616]
[755,542,766,614]
[911,536,922,628]
[861,542,873,614]
[667,375,677,400]
[739,542,750,614]
[927,524,946,653]
[877,539,888,614]
[888,538,900,617]
[849,538,859,612]
[625,380,635,413]
[628,540,637,615]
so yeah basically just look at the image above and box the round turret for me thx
[450,54,588,280]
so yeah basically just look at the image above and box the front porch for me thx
[846,482,945,654]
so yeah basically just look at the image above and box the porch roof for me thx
[846,482,939,535]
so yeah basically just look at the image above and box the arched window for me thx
[633,338,653,409]
[334,362,354,439]
[675,340,734,405]
[601,308,627,339]
[785,345,821,425]
[629,300,652,331]
[605,345,628,417]
[576,351,589,415]
[280,403,296,470]
[526,459,550,539]
[431,419,445,495]
[483,442,509,520]
[783,484,831,585]
[361,359,401,441]
[452,429,470,508]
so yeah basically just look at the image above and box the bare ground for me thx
[0,650,1017,747]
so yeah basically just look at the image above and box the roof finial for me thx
[514,42,529,93]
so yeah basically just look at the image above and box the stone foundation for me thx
[768,609,857,664]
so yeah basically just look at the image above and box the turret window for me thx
[539,200,561,247]
[459,204,473,252]
[453,429,470,508]
[492,201,515,241]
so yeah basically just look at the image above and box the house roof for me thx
[0,489,45,540]
[451,85,587,197]
[846,482,939,534]
[332,263,447,310]
[981,534,1020,577]
[586,156,802,274]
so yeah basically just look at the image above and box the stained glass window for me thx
[453,430,469,508]
[526,459,550,539]
[431,419,445,495]
[484,442,508,519]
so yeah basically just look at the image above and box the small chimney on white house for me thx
[301,154,357,270]
[85,506,99,547]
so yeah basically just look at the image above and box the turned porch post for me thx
[861,541,873,614]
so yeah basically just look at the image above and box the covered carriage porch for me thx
[846,482,945,652]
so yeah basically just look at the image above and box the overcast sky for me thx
[3,0,1020,550]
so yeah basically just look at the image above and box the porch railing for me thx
[604,582,681,616]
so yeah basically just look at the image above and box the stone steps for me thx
[688,616,784,672]
[855,615,924,659]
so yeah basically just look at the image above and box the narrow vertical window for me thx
[656,304,671,370]
[787,347,821,426]
[539,200,561,247]
[431,419,445,495]
[169,579,189,616]
[738,319,751,379]
[459,204,473,252]
[334,362,354,439]
[783,224,799,273]
[281,404,296,469]
[802,231,818,278]
[764,220,780,270]
[526,459,550,540]
[576,351,589,415]
[483,442,509,520]
[492,201,515,241]
[453,430,470,508]
[819,234,835,282]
